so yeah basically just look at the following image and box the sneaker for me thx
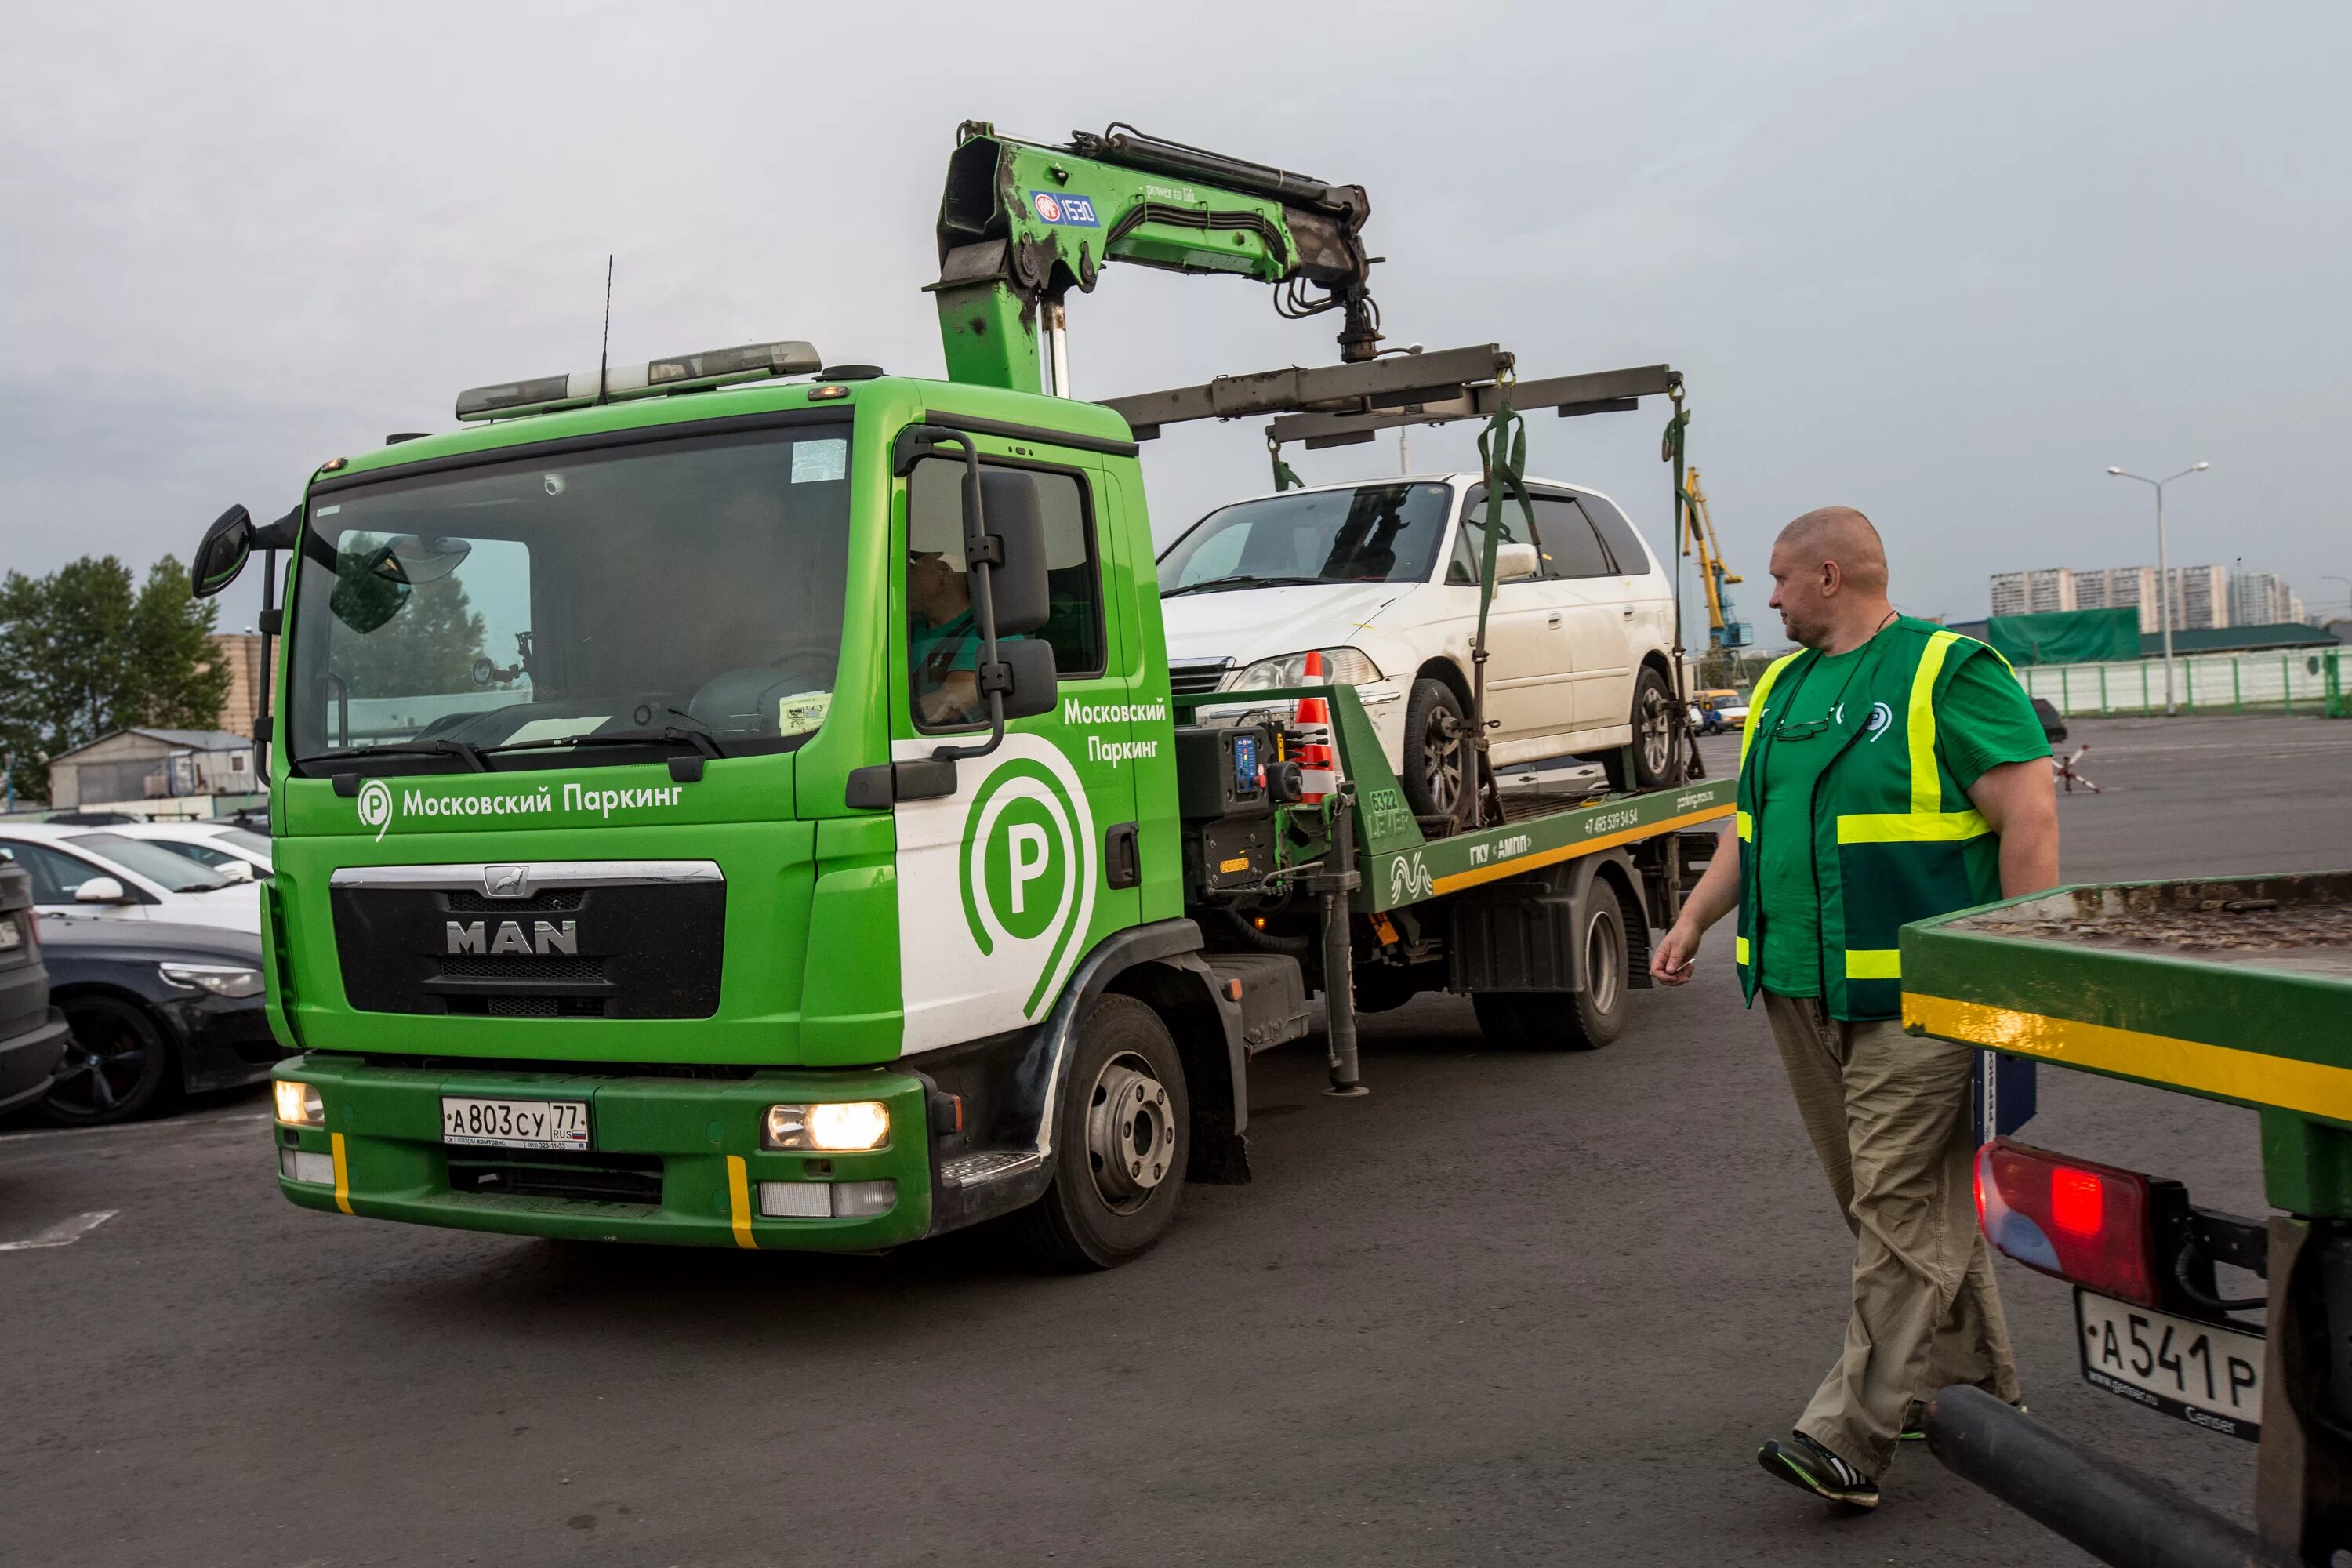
[1899,1396,2027,1441]
[1757,1431,1879,1508]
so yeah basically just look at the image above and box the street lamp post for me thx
[2107,461,2210,717]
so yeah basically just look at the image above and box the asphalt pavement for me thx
[4,714,2343,1566]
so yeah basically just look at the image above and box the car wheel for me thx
[1469,884,1630,1051]
[1603,665,1677,792]
[1014,994,1190,1271]
[42,994,178,1125]
[1401,677,1470,822]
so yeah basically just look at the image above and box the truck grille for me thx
[330,866,723,1019]
[446,1149,663,1205]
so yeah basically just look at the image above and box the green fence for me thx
[2013,647,2346,717]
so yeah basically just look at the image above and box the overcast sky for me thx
[4,1,2346,637]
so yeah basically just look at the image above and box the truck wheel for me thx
[42,995,179,1125]
[1602,666,1677,792]
[1402,677,1469,822]
[1015,994,1190,1271]
[1469,884,1630,1050]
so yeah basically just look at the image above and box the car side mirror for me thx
[971,470,1051,636]
[218,861,256,883]
[1494,541,1541,583]
[995,638,1058,721]
[74,877,129,905]
[191,506,255,599]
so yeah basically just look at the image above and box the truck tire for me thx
[1602,665,1677,793]
[1402,677,1470,822]
[1015,993,1190,1271]
[1469,883,1630,1050]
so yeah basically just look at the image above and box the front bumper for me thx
[271,1054,932,1250]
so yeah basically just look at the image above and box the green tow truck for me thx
[191,121,1723,1269]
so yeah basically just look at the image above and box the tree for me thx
[0,554,229,802]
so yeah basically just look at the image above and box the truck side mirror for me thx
[971,470,1051,636]
[191,506,254,599]
[993,638,1058,720]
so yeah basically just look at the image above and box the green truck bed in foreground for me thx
[1902,869,2352,1214]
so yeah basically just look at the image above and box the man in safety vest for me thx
[1650,506,2060,1509]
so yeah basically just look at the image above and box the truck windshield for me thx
[288,422,853,768]
[1157,481,1455,595]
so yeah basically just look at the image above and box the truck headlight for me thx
[274,1079,324,1127]
[1226,646,1382,691]
[160,962,265,997]
[763,1101,890,1151]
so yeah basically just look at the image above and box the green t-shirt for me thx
[1755,643,2049,996]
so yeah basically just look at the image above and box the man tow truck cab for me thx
[191,119,1727,1269]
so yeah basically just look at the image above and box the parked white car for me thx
[111,822,274,880]
[0,824,262,933]
[1156,474,1679,819]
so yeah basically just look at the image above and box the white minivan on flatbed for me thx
[1156,472,1679,821]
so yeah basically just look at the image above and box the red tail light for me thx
[1974,1137,2160,1305]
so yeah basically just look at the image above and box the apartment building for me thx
[1989,568,2076,618]
[2228,571,2303,626]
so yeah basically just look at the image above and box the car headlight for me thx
[273,1079,325,1127]
[160,962,265,998]
[763,1101,891,1152]
[1225,646,1384,691]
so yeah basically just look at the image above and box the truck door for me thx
[889,440,1138,1056]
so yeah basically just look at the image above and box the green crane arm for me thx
[932,122,1381,394]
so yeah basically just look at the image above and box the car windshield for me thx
[146,838,267,877]
[1157,482,1454,595]
[218,828,273,857]
[67,832,237,893]
[289,422,854,769]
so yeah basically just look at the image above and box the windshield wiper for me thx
[296,739,487,772]
[1160,574,1337,598]
[480,717,723,760]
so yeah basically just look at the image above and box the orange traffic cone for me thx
[1296,651,1338,804]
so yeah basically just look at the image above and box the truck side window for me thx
[1530,496,1615,580]
[1448,486,1539,586]
[907,458,1104,727]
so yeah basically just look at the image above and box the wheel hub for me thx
[1086,1054,1174,1206]
[1639,688,1671,771]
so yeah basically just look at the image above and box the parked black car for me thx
[35,917,287,1125]
[2029,695,2069,744]
[0,865,71,1117]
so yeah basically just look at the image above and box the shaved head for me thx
[1776,506,1888,594]
[1766,506,1898,652]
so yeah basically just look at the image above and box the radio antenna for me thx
[596,254,614,404]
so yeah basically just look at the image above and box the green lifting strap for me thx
[1266,430,1304,492]
[1661,383,1690,652]
[1465,384,1535,827]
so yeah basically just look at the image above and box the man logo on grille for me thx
[357,779,394,841]
[959,743,1097,1020]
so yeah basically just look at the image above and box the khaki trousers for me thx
[1762,991,2022,1475]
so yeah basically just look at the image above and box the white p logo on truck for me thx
[960,742,1097,1020]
